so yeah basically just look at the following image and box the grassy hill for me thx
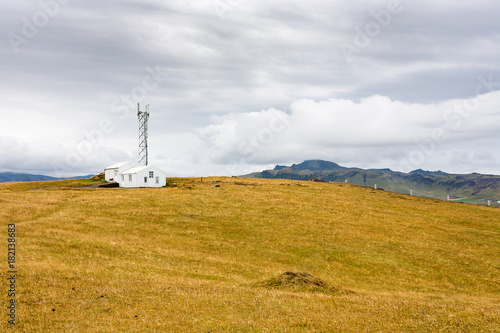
[243,160,500,203]
[1,177,499,332]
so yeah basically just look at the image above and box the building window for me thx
[144,177,147,183]
[149,171,154,178]
[156,176,159,184]
[129,175,132,182]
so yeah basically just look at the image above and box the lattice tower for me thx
[137,103,149,166]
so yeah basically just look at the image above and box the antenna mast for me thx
[137,103,149,166]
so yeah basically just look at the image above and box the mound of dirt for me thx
[256,271,345,294]
[92,172,105,181]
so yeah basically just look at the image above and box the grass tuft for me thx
[254,271,349,295]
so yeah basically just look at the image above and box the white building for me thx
[104,161,137,185]
[104,162,166,188]
[119,165,167,188]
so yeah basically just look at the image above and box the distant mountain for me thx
[242,160,500,201]
[409,169,448,176]
[0,172,94,183]
[288,160,345,172]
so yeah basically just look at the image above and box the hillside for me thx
[1,177,499,332]
[0,172,94,183]
[243,160,500,203]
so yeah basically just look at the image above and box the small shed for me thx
[119,165,167,188]
[104,161,137,185]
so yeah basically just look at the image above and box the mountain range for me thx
[0,172,94,183]
[242,160,500,202]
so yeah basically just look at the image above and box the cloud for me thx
[1,1,500,176]
[196,90,500,174]
[0,136,131,177]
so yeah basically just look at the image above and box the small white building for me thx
[104,161,137,185]
[119,165,167,188]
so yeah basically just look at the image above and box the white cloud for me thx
[195,91,500,174]
[0,136,131,177]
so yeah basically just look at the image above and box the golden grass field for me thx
[1,177,499,332]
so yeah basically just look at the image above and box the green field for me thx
[1,177,499,332]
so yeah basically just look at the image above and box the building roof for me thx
[105,161,135,170]
[120,166,150,174]
[120,165,165,175]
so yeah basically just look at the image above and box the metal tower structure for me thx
[137,103,150,166]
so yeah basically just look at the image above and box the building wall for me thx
[105,161,137,185]
[105,168,118,183]
[120,173,138,187]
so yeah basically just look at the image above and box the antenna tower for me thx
[137,103,149,166]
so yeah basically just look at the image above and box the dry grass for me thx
[1,177,499,332]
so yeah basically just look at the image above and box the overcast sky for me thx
[2,0,500,177]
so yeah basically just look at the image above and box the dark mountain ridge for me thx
[243,160,500,202]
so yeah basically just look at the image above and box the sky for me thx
[1,0,500,177]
